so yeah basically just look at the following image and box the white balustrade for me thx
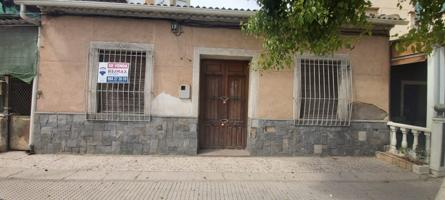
[387,121,431,164]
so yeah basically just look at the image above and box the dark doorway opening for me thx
[390,61,427,127]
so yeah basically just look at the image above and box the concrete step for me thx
[376,151,429,175]
[198,149,250,157]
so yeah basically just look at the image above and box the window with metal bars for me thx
[87,42,153,121]
[294,56,353,126]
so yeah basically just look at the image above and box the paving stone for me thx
[0,152,442,200]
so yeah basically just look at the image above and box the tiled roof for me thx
[78,0,406,21]
[73,1,406,24]
[15,0,406,26]
[80,0,258,11]
[367,13,404,21]
[79,0,126,2]
[105,1,257,11]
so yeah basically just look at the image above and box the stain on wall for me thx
[352,102,388,120]
[151,92,192,117]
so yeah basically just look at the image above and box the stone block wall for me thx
[247,119,389,156]
[33,113,198,155]
[32,113,389,156]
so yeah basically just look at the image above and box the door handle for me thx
[219,96,230,104]
[220,119,229,126]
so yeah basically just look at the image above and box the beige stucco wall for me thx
[37,15,390,120]
[255,36,390,119]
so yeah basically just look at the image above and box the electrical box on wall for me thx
[179,84,190,99]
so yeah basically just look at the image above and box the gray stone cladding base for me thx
[33,113,198,155]
[247,119,389,156]
[33,114,389,156]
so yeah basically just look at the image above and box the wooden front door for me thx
[199,60,249,149]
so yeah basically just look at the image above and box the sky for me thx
[191,0,260,9]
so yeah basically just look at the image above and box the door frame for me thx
[192,47,260,150]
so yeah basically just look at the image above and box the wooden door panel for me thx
[206,63,224,74]
[228,76,245,121]
[204,75,223,120]
[199,60,249,149]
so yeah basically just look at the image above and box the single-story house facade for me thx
[16,0,406,156]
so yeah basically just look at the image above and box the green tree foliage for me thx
[243,0,445,70]
[396,0,445,54]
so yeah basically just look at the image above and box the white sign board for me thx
[97,62,130,84]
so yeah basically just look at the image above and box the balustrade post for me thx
[389,126,398,154]
[400,128,408,153]
[411,130,420,159]
[424,132,431,164]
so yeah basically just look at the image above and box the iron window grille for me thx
[294,55,353,126]
[87,42,153,121]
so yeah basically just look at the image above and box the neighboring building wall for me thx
[34,15,391,155]
[371,0,413,39]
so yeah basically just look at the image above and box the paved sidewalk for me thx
[0,152,443,199]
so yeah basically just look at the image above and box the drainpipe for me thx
[19,4,39,26]
[27,67,38,154]
[27,25,41,155]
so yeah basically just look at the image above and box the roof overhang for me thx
[15,0,408,27]
[390,40,427,66]
[0,14,37,26]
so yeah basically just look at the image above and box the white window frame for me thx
[87,42,154,121]
[293,54,353,126]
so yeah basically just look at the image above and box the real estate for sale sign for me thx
[97,62,130,84]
